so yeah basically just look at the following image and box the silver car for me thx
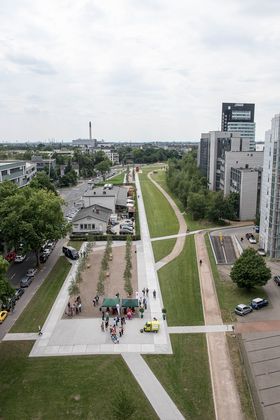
[235,304,253,316]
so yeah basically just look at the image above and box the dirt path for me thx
[149,172,243,420]
[148,172,187,267]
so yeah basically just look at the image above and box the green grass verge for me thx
[11,257,71,333]
[68,241,83,250]
[158,235,204,325]
[145,334,214,420]
[139,171,179,238]
[152,239,176,262]
[151,171,221,231]
[205,234,267,323]
[0,341,157,420]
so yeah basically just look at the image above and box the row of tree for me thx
[123,236,133,296]
[97,237,113,296]
[118,146,180,164]
[166,151,239,223]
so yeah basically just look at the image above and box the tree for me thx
[68,279,80,297]
[0,181,18,201]
[29,172,57,194]
[0,187,68,266]
[111,390,136,419]
[230,248,271,289]
[188,192,206,220]
[95,160,111,180]
[0,256,14,304]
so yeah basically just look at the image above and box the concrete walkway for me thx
[3,332,38,341]
[195,232,243,419]
[168,325,234,333]
[147,172,187,268]
[123,353,184,420]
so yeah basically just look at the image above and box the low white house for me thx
[83,185,128,213]
[72,205,111,235]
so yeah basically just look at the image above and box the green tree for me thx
[231,248,271,289]
[29,172,57,194]
[0,181,18,201]
[188,192,206,220]
[95,160,111,180]
[0,256,14,304]
[0,187,68,266]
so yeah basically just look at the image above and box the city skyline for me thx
[1,1,280,142]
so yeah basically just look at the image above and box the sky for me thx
[0,0,280,142]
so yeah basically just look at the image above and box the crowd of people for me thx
[65,296,82,316]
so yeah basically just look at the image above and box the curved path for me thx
[148,172,187,269]
[149,172,243,419]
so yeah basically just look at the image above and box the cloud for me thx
[6,53,56,75]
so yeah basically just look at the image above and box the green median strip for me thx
[158,235,204,326]
[139,170,179,238]
[145,334,215,420]
[152,238,176,262]
[11,256,71,333]
[0,341,157,420]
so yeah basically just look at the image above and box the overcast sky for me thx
[0,0,280,142]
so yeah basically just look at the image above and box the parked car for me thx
[42,248,51,258]
[120,223,133,230]
[122,219,133,227]
[20,275,33,288]
[274,276,280,286]
[250,297,269,310]
[26,268,37,277]
[40,254,48,263]
[14,288,25,300]
[1,297,16,312]
[249,236,257,244]
[119,227,134,235]
[255,225,260,233]
[62,245,79,260]
[235,304,253,316]
[5,251,16,262]
[258,248,266,256]
[0,310,8,324]
[14,254,26,263]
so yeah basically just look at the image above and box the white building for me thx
[0,160,37,187]
[260,114,280,258]
[72,205,111,235]
[83,185,128,213]
[102,149,119,165]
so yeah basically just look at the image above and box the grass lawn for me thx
[158,235,204,326]
[0,341,157,420]
[151,171,220,231]
[139,171,179,238]
[68,240,83,250]
[152,239,176,262]
[97,171,125,185]
[11,257,71,333]
[145,334,214,420]
[205,234,267,323]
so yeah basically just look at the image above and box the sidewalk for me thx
[195,232,242,419]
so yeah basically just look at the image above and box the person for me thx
[102,310,105,321]
[92,298,96,307]
[153,290,156,299]
[142,288,145,296]
[116,292,120,299]
[121,316,126,325]
[101,321,105,332]
[95,294,99,304]
[146,288,149,296]
[119,326,123,337]
[105,320,109,330]
[199,259,202,265]
[78,302,82,313]
[38,326,43,336]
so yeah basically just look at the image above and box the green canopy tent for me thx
[121,298,139,308]
[101,297,120,308]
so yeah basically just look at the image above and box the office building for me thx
[260,114,280,258]
[221,103,256,150]
[0,160,37,187]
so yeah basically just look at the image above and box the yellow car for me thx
[0,310,8,324]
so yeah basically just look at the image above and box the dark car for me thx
[5,251,16,262]
[20,276,33,288]
[250,298,269,310]
[14,288,25,300]
[274,276,280,286]
[1,297,16,312]
[235,304,253,316]
[40,254,48,263]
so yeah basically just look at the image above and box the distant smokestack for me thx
[89,121,92,140]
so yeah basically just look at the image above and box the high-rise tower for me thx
[221,103,256,150]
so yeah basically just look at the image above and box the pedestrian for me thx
[119,326,123,337]
[101,321,105,332]
[116,303,120,316]
[67,301,71,316]
[102,310,105,321]
[105,320,109,330]
[78,302,82,313]
[116,292,120,300]
[199,259,202,265]
[139,297,142,306]
[146,287,149,296]
[142,288,145,296]
[121,316,126,325]
[95,294,99,304]
[75,303,79,315]
[92,298,96,307]
[38,326,43,336]
[153,289,156,299]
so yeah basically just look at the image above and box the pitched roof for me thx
[72,205,111,223]
[83,185,127,207]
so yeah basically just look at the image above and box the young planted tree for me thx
[68,279,80,297]
[97,270,105,295]
[123,236,133,296]
[231,248,271,290]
